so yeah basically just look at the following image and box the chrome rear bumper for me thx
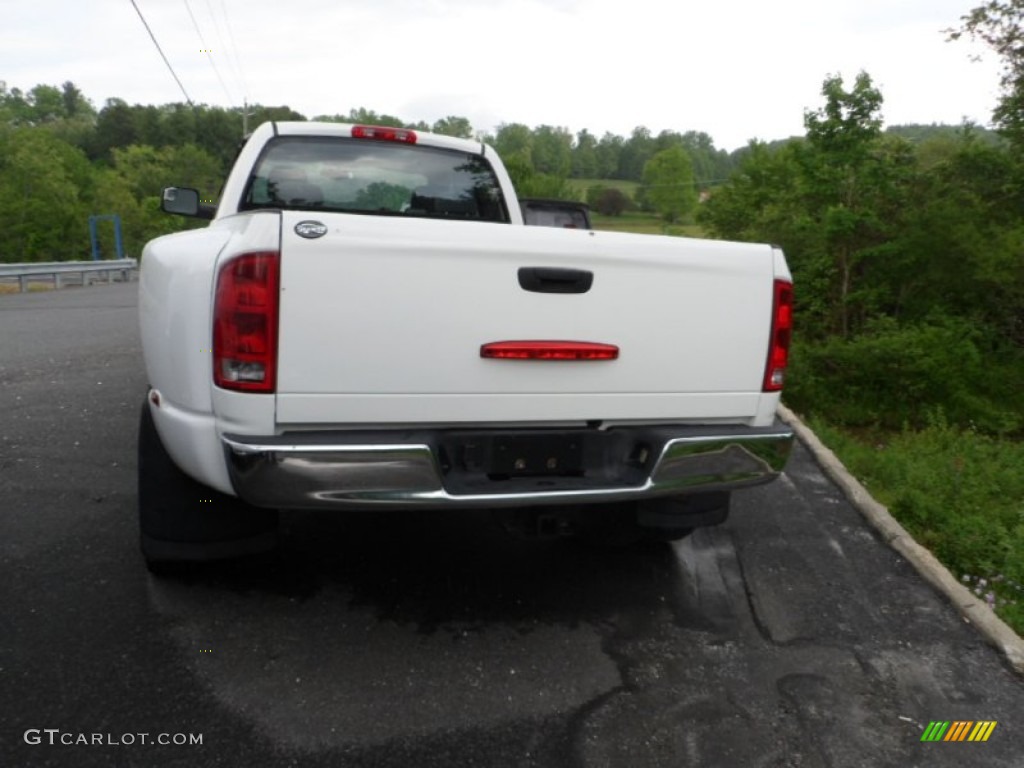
[221,424,794,509]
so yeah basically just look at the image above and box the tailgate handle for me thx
[518,267,593,294]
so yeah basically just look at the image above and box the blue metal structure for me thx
[89,214,124,261]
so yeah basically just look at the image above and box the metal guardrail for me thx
[0,259,138,293]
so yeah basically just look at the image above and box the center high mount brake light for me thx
[481,341,619,361]
[351,125,417,144]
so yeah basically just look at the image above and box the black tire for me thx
[138,401,278,572]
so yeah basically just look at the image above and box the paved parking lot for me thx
[1,284,1021,767]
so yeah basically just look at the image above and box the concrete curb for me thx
[777,404,1024,675]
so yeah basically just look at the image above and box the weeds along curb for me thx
[777,403,1024,675]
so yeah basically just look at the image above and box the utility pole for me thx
[242,99,254,137]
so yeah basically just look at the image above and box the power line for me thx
[183,0,236,105]
[211,0,253,134]
[218,0,250,102]
[204,0,245,102]
[129,0,194,107]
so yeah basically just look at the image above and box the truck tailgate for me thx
[275,211,774,426]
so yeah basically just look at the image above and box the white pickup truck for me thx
[138,121,794,570]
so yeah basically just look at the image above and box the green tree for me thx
[158,103,198,149]
[431,115,473,138]
[493,123,534,166]
[618,126,655,180]
[0,84,32,124]
[702,73,919,339]
[25,85,65,124]
[247,104,306,127]
[949,1,1024,148]
[132,105,164,147]
[112,144,221,200]
[112,145,176,199]
[571,129,598,178]
[89,165,200,257]
[653,129,684,154]
[680,130,734,185]
[804,72,883,157]
[699,140,806,245]
[167,144,224,197]
[91,99,141,162]
[0,127,88,260]
[194,107,243,170]
[502,154,573,199]
[641,146,698,222]
[1,82,97,154]
[885,122,1002,147]
[61,81,92,119]
[798,72,913,337]
[531,125,573,177]
[894,133,1024,343]
[595,132,624,178]
[344,107,407,127]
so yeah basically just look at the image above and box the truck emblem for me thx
[294,221,328,239]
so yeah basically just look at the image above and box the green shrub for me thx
[786,317,1023,434]
[591,187,631,216]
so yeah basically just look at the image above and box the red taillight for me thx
[481,341,619,361]
[213,251,280,393]
[351,125,417,144]
[763,279,793,391]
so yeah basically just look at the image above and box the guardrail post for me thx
[55,272,62,290]
[19,275,27,293]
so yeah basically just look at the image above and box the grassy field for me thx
[566,178,640,202]
[805,416,1024,635]
[590,210,706,238]
[565,177,707,238]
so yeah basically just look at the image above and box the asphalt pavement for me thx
[1,283,1021,767]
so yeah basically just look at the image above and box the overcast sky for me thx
[0,0,1003,151]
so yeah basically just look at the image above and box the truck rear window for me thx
[241,136,509,223]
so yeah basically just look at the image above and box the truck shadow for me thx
[158,507,715,630]
[145,509,750,750]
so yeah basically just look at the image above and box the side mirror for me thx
[162,187,201,217]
